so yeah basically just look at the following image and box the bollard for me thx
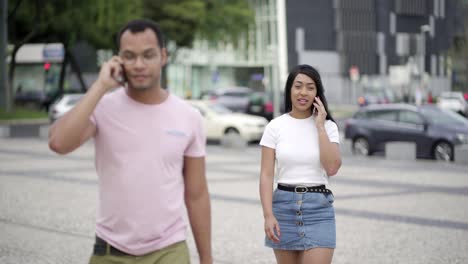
[0,125,9,137]
[39,125,50,138]
[454,145,468,164]
[385,142,416,160]
[220,132,247,149]
[341,139,353,156]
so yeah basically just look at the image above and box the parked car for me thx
[344,103,468,161]
[437,91,468,116]
[48,93,84,122]
[15,89,49,110]
[246,91,274,121]
[200,87,253,113]
[188,100,268,142]
[357,88,395,107]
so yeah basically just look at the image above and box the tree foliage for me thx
[142,0,255,49]
[7,0,255,95]
[10,0,254,50]
[9,0,143,49]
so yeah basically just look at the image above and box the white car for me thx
[437,92,468,116]
[48,93,84,122]
[188,100,268,142]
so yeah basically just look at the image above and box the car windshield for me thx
[440,95,461,100]
[420,107,468,126]
[66,96,82,106]
[208,104,232,114]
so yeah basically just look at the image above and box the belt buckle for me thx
[294,186,308,194]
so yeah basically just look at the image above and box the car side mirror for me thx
[423,122,429,131]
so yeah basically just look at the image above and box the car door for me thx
[191,104,218,140]
[395,110,429,155]
[359,109,399,152]
[395,110,426,141]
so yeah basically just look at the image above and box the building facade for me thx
[167,0,463,106]
[167,0,285,101]
[286,0,463,104]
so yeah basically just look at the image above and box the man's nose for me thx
[134,56,145,67]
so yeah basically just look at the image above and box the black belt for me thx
[93,236,133,256]
[278,184,332,194]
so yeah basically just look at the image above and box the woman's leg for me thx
[274,249,301,264]
[299,248,334,264]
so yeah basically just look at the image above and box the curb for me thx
[0,121,49,138]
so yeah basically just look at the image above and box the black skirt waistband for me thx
[278,184,332,194]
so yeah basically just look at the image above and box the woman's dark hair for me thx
[284,64,334,121]
[116,19,166,50]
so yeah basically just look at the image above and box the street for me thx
[0,137,467,264]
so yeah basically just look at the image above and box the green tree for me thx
[142,0,254,50]
[8,0,143,109]
[142,0,255,86]
[7,0,254,108]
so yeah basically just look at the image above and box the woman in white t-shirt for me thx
[259,64,342,264]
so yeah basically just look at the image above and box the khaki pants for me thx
[89,241,190,264]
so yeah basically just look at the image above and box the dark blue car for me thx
[344,104,468,161]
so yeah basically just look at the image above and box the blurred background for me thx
[1,0,468,119]
[2,2,468,263]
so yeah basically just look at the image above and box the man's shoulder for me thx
[99,87,125,104]
[168,94,200,116]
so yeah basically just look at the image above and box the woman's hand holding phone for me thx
[313,96,327,127]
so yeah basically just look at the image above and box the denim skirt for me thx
[265,188,336,250]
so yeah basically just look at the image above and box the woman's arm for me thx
[259,146,280,243]
[313,97,342,176]
[317,126,341,176]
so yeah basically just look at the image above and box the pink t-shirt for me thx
[90,88,205,255]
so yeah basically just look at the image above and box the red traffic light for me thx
[44,62,51,71]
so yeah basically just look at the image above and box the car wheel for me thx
[352,137,370,156]
[433,141,453,161]
[225,127,239,135]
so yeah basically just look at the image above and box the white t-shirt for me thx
[260,113,340,185]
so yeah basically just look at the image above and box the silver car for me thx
[48,94,84,123]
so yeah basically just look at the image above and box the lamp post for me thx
[0,0,11,112]
[420,24,430,76]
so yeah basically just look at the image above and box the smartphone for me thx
[119,65,128,85]
[113,65,127,85]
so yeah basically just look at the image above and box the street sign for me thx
[42,44,64,61]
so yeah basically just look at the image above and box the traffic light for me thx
[44,62,51,71]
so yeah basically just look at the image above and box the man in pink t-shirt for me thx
[49,19,212,264]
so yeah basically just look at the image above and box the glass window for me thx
[367,110,397,122]
[399,110,424,125]
[192,105,205,116]
[420,107,468,126]
[208,104,232,114]
[223,92,249,97]
[354,111,367,119]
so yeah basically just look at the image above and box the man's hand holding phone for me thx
[96,56,126,93]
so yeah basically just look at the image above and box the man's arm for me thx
[183,156,212,264]
[48,56,124,154]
